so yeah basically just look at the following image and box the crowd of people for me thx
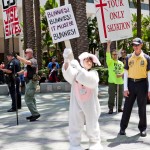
[0,49,62,121]
[0,37,150,149]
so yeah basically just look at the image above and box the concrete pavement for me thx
[0,85,150,150]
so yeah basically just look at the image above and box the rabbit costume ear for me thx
[78,52,101,67]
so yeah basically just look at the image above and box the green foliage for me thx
[94,67,108,84]
[131,14,150,54]
[40,0,58,53]
[88,17,102,53]
[38,68,49,77]
[87,17,105,65]
[44,0,58,10]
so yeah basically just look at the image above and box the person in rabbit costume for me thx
[62,48,103,150]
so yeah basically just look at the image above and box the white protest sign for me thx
[94,0,133,43]
[2,0,21,39]
[45,4,80,43]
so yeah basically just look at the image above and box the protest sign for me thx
[94,0,133,43]
[2,0,21,39]
[45,4,80,43]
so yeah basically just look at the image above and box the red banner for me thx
[2,0,21,39]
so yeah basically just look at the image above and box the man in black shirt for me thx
[16,48,40,122]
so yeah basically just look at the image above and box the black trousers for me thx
[120,79,147,132]
[8,77,21,109]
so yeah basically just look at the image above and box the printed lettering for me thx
[107,21,130,32]
[53,29,76,40]
[107,0,124,8]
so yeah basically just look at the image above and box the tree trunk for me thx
[149,0,150,51]
[137,0,141,38]
[34,0,42,69]
[4,39,9,64]
[60,0,65,6]
[60,0,66,52]
[22,0,27,50]
[69,0,88,59]
[24,0,36,55]
[149,0,150,16]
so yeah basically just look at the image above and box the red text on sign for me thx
[5,22,21,37]
[3,6,18,24]
[110,10,124,20]
[107,0,124,8]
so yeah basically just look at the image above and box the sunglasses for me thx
[25,52,29,54]
[132,44,140,47]
[112,54,117,56]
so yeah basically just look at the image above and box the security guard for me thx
[16,48,40,122]
[120,38,150,137]
[0,52,21,112]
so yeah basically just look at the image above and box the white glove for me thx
[71,59,82,71]
[63,48,74,62]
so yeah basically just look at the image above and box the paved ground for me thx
[0,85,150,150]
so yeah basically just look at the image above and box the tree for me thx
[149,0,150,16]
[59,0,66,53]
[34,0,42,69]
[41,0,58,57]
[69,0,89,59]
[60,0,65,6]
[4,39,9,63]
[24,0,36,54]
[137,0,141,37]
[22,0,27,50]
[129,0,142,37]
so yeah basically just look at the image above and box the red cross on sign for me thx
[95,0,107,38]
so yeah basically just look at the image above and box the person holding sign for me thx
[62,48,103,150]
[120,38,150,137]
[106,41,124,114]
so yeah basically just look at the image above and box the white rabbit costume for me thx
[62,49,103,150]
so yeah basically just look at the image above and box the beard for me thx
[25,56,29,60]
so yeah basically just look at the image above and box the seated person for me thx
[39,73,47,85]
[48,63,59,83]
[47,56,60,74]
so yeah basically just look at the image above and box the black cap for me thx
[7,52,14,56]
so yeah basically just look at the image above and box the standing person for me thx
[16,48,40,122]
[0,52,21,112]
[62,48,103,150]
[106,41,124,114]
[119,37,150,137]
[47,56,60,74]
[119,49,127,64]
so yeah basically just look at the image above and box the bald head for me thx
[25,48,33,59]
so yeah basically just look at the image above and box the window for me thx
[87,0,94,3]
[129,2,149,10]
